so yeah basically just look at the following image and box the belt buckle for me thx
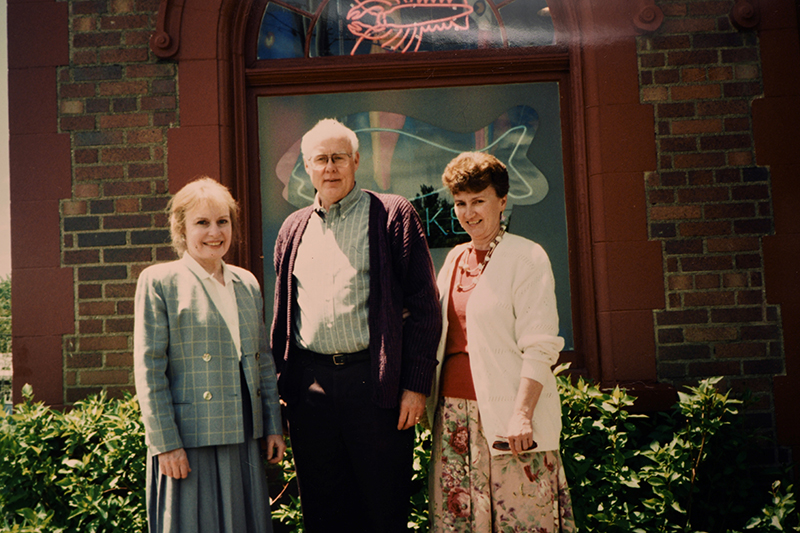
[332,353,346,366]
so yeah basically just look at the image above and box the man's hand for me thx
[262,434,287,464]
[158,447,191,479]
[397,389,426,430]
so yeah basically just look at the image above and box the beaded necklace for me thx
[456,224,507,292]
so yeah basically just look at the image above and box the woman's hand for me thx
[262,434,287,464]
[505,377,544,456]
[158,448,191,479]
[505,411,535,456]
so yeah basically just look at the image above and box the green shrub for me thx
[738,481,799,532]
[268,440,305,533]
[0,385,147,533]
[0,377,795,533]
[408,425,432,531]
[558,372,767,533]
[0,275,10,354]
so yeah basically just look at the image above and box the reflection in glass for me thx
[501,0,555,47]
[272,0,321,12]
[256,0,555,58]
[274,107,547,214]
[410,185,468,249]
[257,83,573,349]
[257,3,309,59]
[462,0,504,50]
[311,0,362,57]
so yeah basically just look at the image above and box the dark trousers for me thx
[287,352,414,533]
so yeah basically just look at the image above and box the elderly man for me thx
[271,118,441,532]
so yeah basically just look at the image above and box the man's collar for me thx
[314,184,363,218]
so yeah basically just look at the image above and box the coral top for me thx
[440,248,488,401]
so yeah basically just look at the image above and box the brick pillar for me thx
[640,0,782,448]
[59,0,178,403]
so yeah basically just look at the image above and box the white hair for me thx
[300,118,359,157]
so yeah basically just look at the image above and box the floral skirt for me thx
[430,397,576,533]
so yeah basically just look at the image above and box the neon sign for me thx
[274,106,548,246]
[346,0,474,54]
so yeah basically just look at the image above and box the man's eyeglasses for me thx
[309,152,352,169]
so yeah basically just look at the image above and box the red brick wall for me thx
[9,1,799,465]
[57,0,176,403]
[639,0,783,443]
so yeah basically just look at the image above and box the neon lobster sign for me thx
[346,0,474,54]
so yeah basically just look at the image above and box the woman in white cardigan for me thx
[426,152,575,532]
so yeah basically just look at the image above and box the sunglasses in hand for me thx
[492,437,537,452]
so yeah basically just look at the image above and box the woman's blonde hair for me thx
[168,176,240,256]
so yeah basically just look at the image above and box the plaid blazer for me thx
[133,259,282,455]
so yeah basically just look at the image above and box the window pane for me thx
[257,82,574,349]
[308,0,358,56]
[459,0,504,50]
[270,0,321,13]
[257,3,309,59]
[500,0,555,47]
[344,0,497,54]
[258,0,556,57]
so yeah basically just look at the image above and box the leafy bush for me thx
[0,376,796,533]
[409,425,433,531]
[738,481,799,532]
[269,372,792,533]
[268,440,305,533]
[0,275,10,353]
[0,385,147,533]
[558,372,768,533]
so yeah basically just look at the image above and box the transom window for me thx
[255,0,554,58]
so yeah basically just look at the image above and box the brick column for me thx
[58,0,178,402]
[640,0,782,446]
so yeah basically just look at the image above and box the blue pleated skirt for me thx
[145,366,273,533]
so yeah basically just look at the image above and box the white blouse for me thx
[182,253,241,358]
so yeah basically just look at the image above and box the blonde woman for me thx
[134,177,285,533]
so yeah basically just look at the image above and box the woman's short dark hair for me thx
[441,152,510,198]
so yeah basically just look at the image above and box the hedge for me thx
[1,373,797,532]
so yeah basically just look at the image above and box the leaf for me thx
[21,384,33,400]
[61,458,83,469]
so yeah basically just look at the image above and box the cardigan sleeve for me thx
[512,243,565,385]
[270,209,308,372]
[392,198,442,394]
[133,267,183,454]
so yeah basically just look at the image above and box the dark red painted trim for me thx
[150,0,184,58]
[8,0,72,406]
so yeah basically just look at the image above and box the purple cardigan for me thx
[271,190,442,409]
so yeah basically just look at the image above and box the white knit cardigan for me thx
[425,233,566,456]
